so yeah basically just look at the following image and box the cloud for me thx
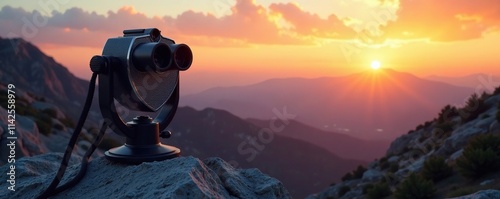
[381,0,500,41]
[173,0,310,45]
[268,3,355,39]
[3,0,499,48]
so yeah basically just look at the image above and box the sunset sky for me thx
[1,0,499,94]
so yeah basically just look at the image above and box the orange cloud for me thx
[381,0,500,41]
[174,0,309,45]
[3,0,499,49]
[268,3,355,39]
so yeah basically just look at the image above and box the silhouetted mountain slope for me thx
[248,118,391,161]
[181,69,476,140]
[309,87,500,199]
[0,38,88,104]
[166,107,366,198]
[0,38,96,124]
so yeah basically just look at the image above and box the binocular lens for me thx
[133,43,172,72]
[172,44,193,71]
[153,44,171,70]
[133,42,192,72]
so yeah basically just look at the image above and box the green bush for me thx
[466,133,500,153]
[494,86,500,95]
[389,162,399,173]
[35,113,53,136]
[353,165,367,178]
[437,105,459,123]
[421,156,453,182]
[341,165,367,181]
[42,108,58,118]
[367,182,391,199]
[380,157,389,170]
[394,173,435,199]
[362,184,374,194]
[341,172,353,182]
[457,148,500,179]
[456,134,500,179]
[60,117,76,128]
[338,185,351,197]
[459,93,487,123]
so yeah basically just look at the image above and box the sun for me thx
[371,60,381,70]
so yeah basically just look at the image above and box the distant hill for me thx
[0,37,97,124]
[181,69,476,140]
[0,37,89,104]
[166,107,366,198]
[426,73,500,90]
[248,118,391,161]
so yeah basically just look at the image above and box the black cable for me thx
[37,73,98,199]
[52,120,109,194]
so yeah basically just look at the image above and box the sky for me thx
[1,0,499,94]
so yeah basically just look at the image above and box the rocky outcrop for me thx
[450,189,500,199]
[0,153,291,199]
[0,107,47,164]
[310,92,500,198]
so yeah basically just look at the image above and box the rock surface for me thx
[0,153,291,199]
[449,189,500,199]
[0,107,48,164]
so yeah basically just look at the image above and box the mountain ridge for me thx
[181,68,478,140]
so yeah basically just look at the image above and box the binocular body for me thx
[101,28,192,112]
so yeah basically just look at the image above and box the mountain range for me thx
[181,69,478,140]
[426,73,500,90]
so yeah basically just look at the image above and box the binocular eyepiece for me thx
[133,42,192,72]
[102,28,192,73]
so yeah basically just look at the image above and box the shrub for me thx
[466,133,500,153]
[35,114,53,136]
[341,165,367,181]
[421,156,453,182]
[394,173,435,199]
[459,93,487,123]
[456,134,500,179]
[434,121,454,138]
[338,185,351,197]
[457,148,500,179]
[380,157,389,170]
[60,117,76,128]
[42,108,58,118]
[437,105,459,123]
[367,182,392,199]
[415,124,425,131]
[389,162,399,173]
[341,172,353,182]
[494,85,500,95]
[353,165,367,179]
[362,184,374,194]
